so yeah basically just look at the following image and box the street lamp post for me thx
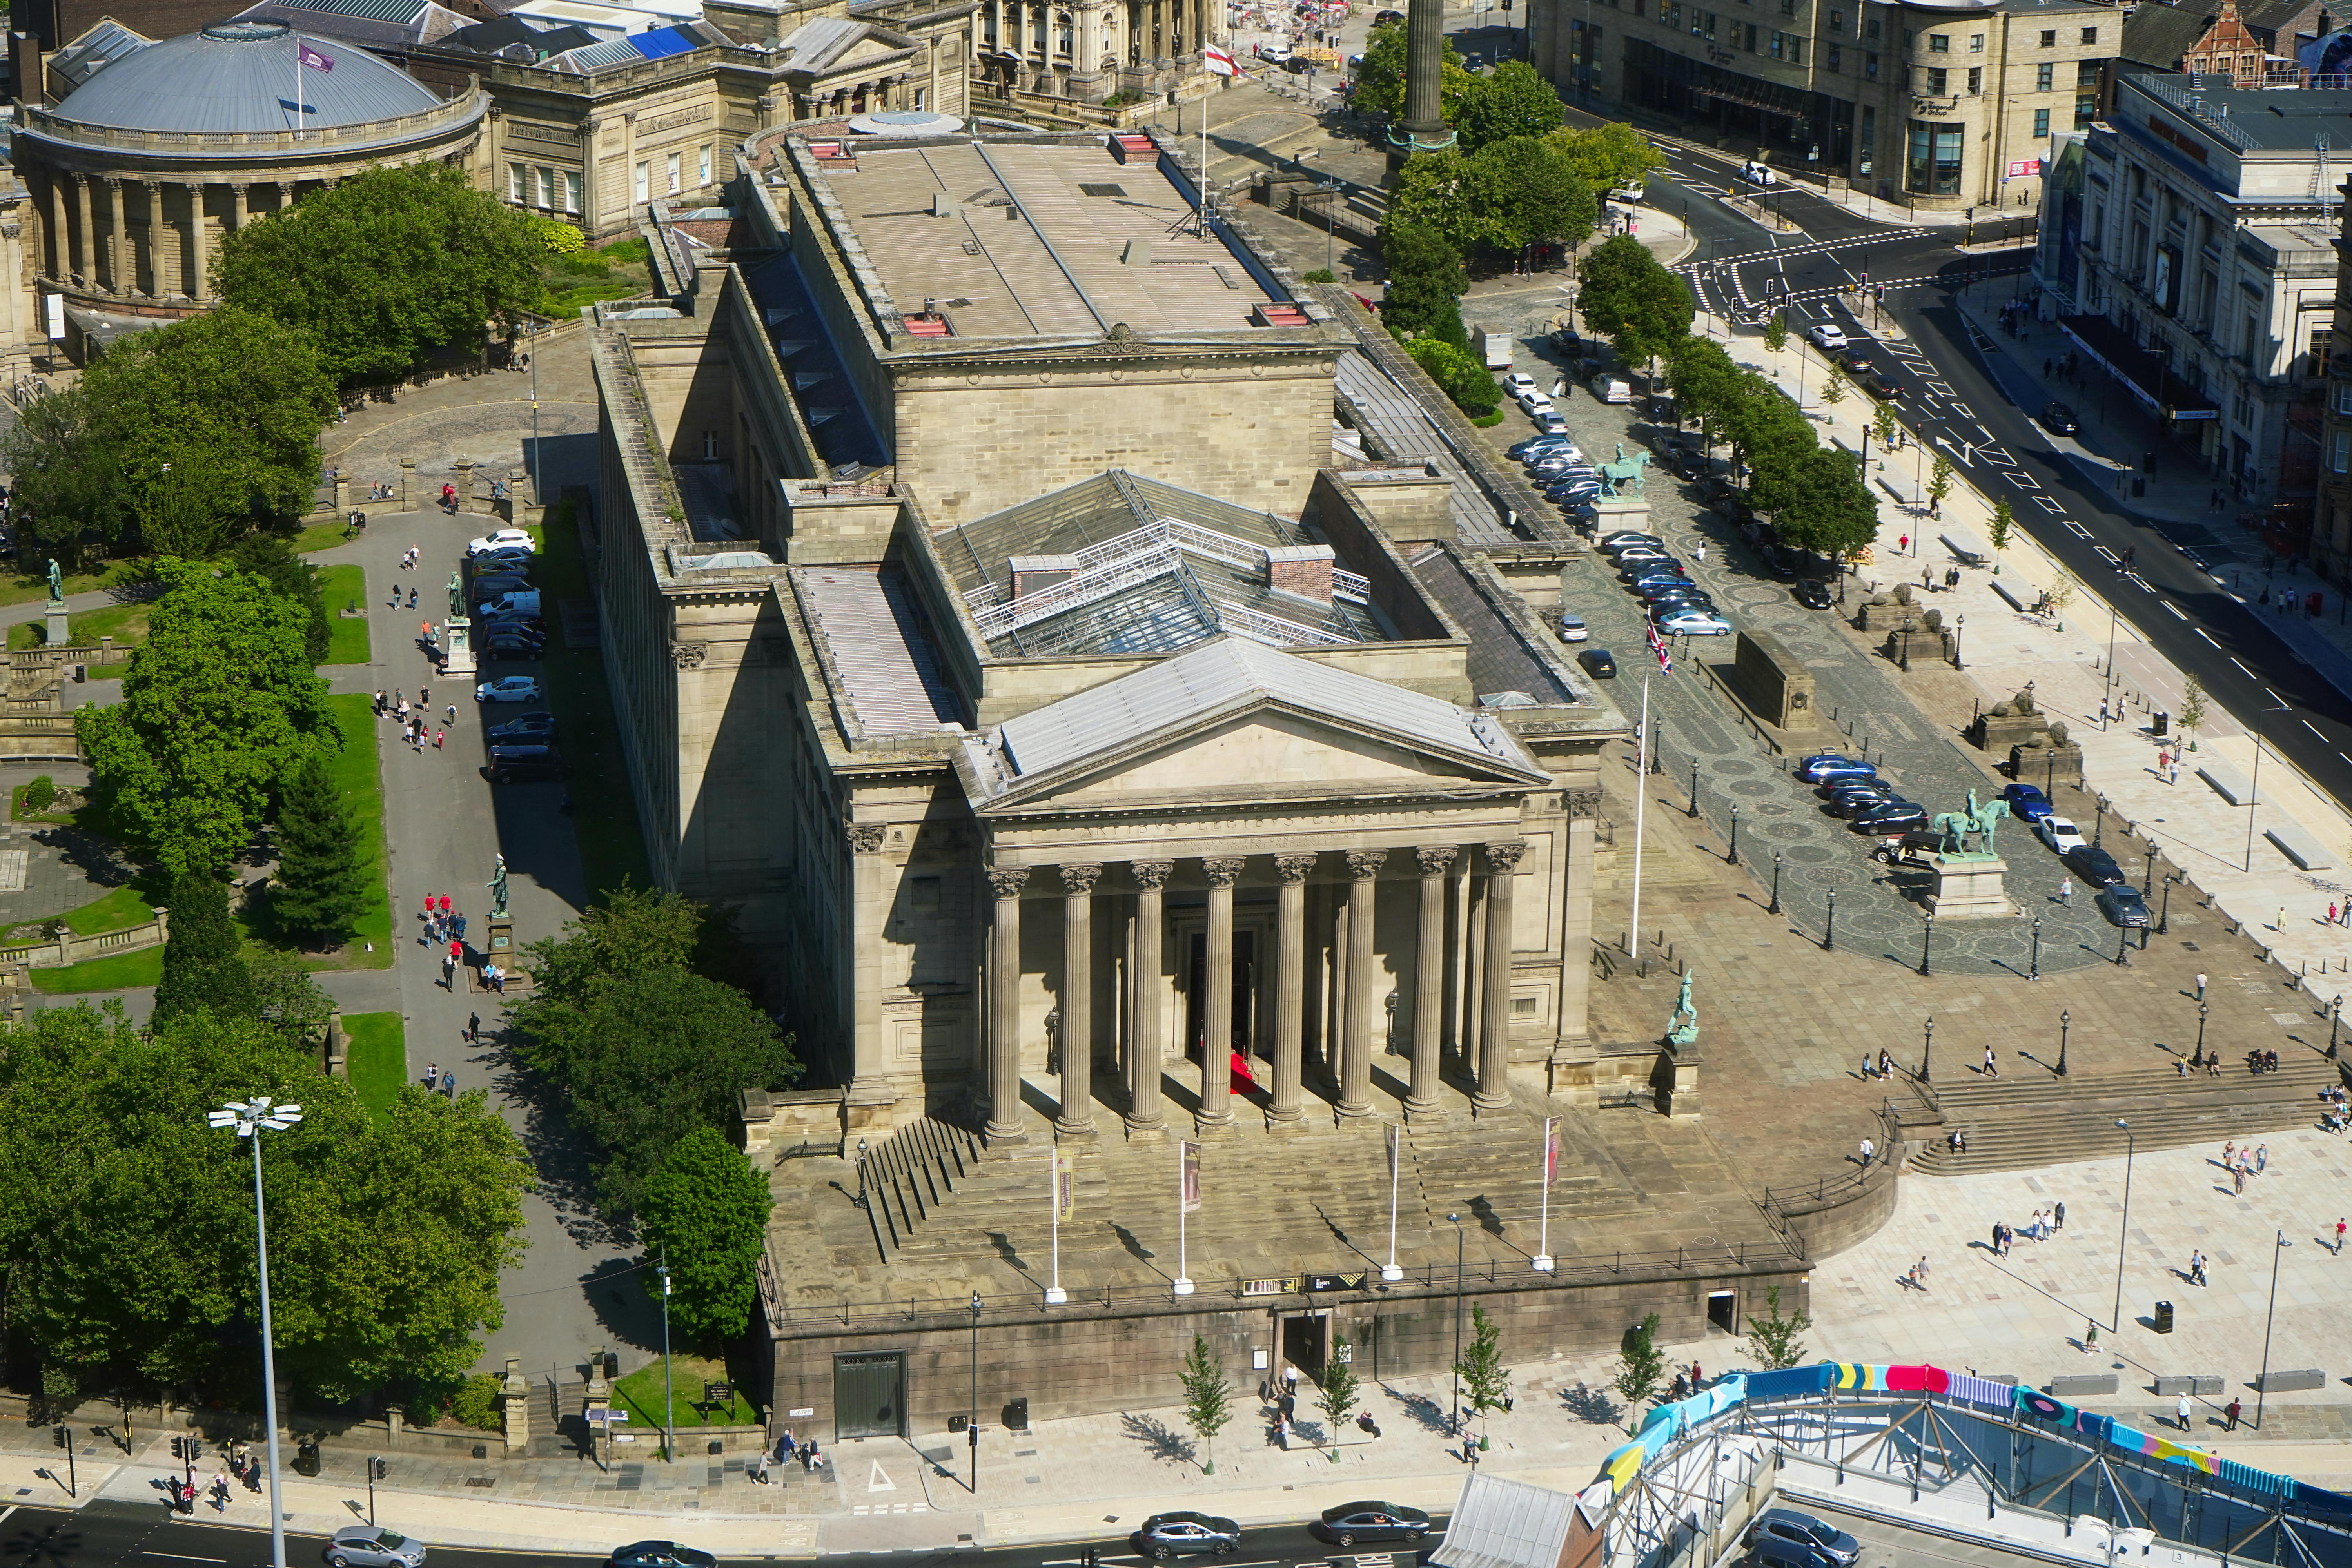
[2111,1119,2135,1334]
[2196,1002,2208,1061]
[967,1290,982,1492]
[2029,913,2042,982]
[2255,1232,2290,1429]
[1823,887,1837,951]
[1919,908,1934,978]
[2143,840,2158,895]
[1689,757,1701,820]
[2093,792,2109,850]
[2158,873,2176,935]
[1769,851,1784,914]
[1920,1015,1933,1081]
[2057,1009,2070,1077]
[854,1137,870,1210]
[2115,922,2131,967]
[657,1250,673,1462]
[205,1096,302,1568]
[1727,804,1740,866]
[1953,613,1964,670]
[1448,1213,1465,1436]
[2330,995,2342,1060]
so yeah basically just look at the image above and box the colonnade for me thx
[981,842,1527,1144]
[37,171,296,303]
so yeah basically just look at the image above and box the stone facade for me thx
[970,0,1229,105]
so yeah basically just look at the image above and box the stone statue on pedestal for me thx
[1666,971,1698,1047]
[45,560,62,604]
[448,572,465,621]
[488,852,509,919]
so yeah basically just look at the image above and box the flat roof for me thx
[825,140,1280,338]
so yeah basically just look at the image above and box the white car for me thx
[475,675,544,704]
[467,528,537,557]
[1655,610,1733,636]
[1515,384,1554,412]
[1611,182,1646,203]
[1557,613,1589,643]
[2037,815,2087,855]
[1808,323,1848,352]
[1502,372,1539,400]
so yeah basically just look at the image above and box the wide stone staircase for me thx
[1911,1051,2344,1176]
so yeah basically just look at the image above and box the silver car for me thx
[328,1528,427,1568]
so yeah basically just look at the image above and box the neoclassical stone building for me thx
[11,18,487,358]
[971,0,1227,103]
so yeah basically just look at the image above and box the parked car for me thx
[1797,754,1875,784]
[1600,532,1666,553]
[476,590,542,618]
[1502,372,1539,400]
[2001,782,2055,823]
[1315,1502,1432,1547]
[473,547,534,575]
[1655,609,1733,635]
[467,573,532,603]
[486,754,572,784]
[1552,325,1583,355]
[1373,7,1403,20]
[329,1530,428,1568]
[1749,1510,1861,1568]
[2067,844,2127,886]
[1134,1512,1242,1559]
[481,631,546,660]
[2098,884,2151,928]
[1514,385,1554,413]
[2036,815,2086,855]
[1557,613,1589,643]
[1794,579,1834,609]
[487,711,557,742]
[1577,648,1618,679]
[475,676,543,704]
[466,528,536,558]
[1871,829,1945,866]
[1826,786,1901,818]
[1852,801,1928,833]
[1511,436,1577,461]
[2040,401,2080,436]
[1591,374,1632,403]
[1613,543,1677,563]
[1548,483,1604,504]
[1532,408,1570,435]
[1621,562,1688,585]
[607,1544,715,1568]
[1807,323,1848,352]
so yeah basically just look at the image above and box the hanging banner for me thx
[1543,1117,1559,1187]
[1179,1139,1201,1214]
[1054,1149,1076,1221]
[1386,1122,1399,1184]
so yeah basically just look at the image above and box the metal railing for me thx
[962,515,1369,631]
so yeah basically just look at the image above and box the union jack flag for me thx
[1647,621,1673,674]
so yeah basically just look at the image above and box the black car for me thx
[1577,648,1617,679]
[1315,1502,1432,1547]
[478,615,549,639]
[608,1545,715,1568]
[1620,561,1687,584]
[1757,547,1799,581]
[2067,844,2127,887]
[1749,1510,1860,1568]
[2098,884,2151,928]
[1852,802,1927,833]
[486,745,570,785]
[1794,579,1834,609]
[1826,786,1901,818]
[1134,1512,1241,1559]
[468,572,532,601]
[487,712,556,742]
[481,632,545,660]
[1372,6,1403,18]
[2040,401,2080,436]
[1552,325,1583,355]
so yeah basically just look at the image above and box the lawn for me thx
[343,1011,407,1117]
[613,1355,761,1437]
[0,881,160,946]
[9,599,151,650]
[546,239,654,311]
[0,563,116,610]
[29,945,162,993]
[534,505,649,895]
[320,564,371,664]
[285,691,394,969]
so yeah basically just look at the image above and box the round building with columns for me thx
[13,18,486,359]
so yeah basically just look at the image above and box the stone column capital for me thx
[987,865,1032,900]
[846,822,887,854]
[1201,856,1246,887]
[1485,841,1528,874]
[1274,852,1318,884]
[1565,788,1604,818]
[1345,848,1389,881]
[1415,844,1459,877]
[1131,859,1174,890]
[1059,862,1102,895]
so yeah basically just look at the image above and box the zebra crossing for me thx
[1674,231,1923,274]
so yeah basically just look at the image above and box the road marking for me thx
[2035,497,2065,513]
[2269,688,2292,709]
[2231,657,2256,677]
[2196,628,2221,648]
[2306,720,2327,738]
[2095,546,2121,568]
[142,1556,229,1564]
[2162,601,2187,620]
[867,1460,896,1493]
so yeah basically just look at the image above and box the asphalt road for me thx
[1569,109,2352,819]
[0,1503,1443,1568]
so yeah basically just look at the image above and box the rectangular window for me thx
[1926,65,1946,93]
[508,163,526,204]
[2334,381,2352,416]
[2036,61,2053,89]
[2078,60,2100,85]
[665,151,681,195]
[1968,31,1983,49]
[699,145,712,185]
[2081,25,2097,42]
[563,169,581,214]
[2310,327,2332,379]
[2040,27,2055,45]
[1907,118,1963,194]
[1779,0,1795,16]
[1927,31,1947,49]
[2333,429,2351,474]
[1828,7,1842,28]
[538,165,555,207]
[1865,15,1879,39]
[2034,107,2050,136]
[1859,103,1875,176]
[1865,49,1878,77]
[2075,93,2096,128]
[1967,65,1980,91]
[1744,22,1760,48]
[633,160,649,204]
[1827,42,1841,69]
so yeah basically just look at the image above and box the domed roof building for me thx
[13,17,487,359]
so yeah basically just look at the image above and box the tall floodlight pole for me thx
[206,1096,303,1568]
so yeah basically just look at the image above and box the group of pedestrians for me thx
[375,685,455,755]
[2219,1140,2267,1196]
[1989,1203,2062,1257]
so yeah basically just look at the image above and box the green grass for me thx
[29,945,163,993]
[293,520,354,550]
[300,692,393,968]
[343,1011,407,1118]
[320,564,371,664]
[613,1356,761,1436]
[9,599,152,651]
[535,505,649,895]
[59,883,160,937]
[546,239,655,310]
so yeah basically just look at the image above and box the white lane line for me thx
[142,1556,230,1564]
[2231,657,2256,677]
[2306,720,2327,739]
[2270,688,2292,708]
[2162,601,2187,620]
[2196,628,2222,648]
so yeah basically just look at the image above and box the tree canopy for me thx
[1756,444,1879,560]
[636,1126,773,1347]
[1378,220,1468,342]
[154,868,255,1025]
[269,753,371,948]
[1546,123,1670,190]
[214,163,549,386]
[0,386,133,571]
[1390,138,1595,261]
[1453,61,1564,151]
[1575,235,1694,372]
[0,1003,530,1402]
[1349,20,1472,121]
[507,883,800,1218]
[76,559,342,878]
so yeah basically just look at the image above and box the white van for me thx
[477,590,542,617]
[1592,374,1632,404]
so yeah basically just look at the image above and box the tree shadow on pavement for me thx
[1561,1381,1623,1426]
[1388,1385,1452,1436]
[1120,1411,1196,1466]
[581,1255,664,1353]
[478,1019,631,1250]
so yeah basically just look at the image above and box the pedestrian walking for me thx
[443,1070,457,1099]
[2225,1398,2242,1430]
[2190,1249,2207,1285]
[445,703,456,726]
[2335,1217,2346,1254]
[2255,1142,2267,1173]
[425,1060,438,1087]
[2058,876,2074,907]
[1915,1254,1929,1285]
[1862,1049,1875,1080]
[1858,1135,1876,1164]
[2054,1200,2065,1230]
[373,689,385,716]
[749,1450,769,1485]
[467,1011,480,1043]
[434,728,445,750]
[1695,544,1707,564]
[2177,1394,2192,1432]
[1984,1046,1998,1078]
[1877,1048,1891,1080]
[2232,1165,2245,1196]
[2082,1320,2098,1354]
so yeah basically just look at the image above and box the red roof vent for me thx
[1111,134,1157,165]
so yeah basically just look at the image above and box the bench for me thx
[2197,759,2254,805]
[2265,822,2336,871]
[2048,1374,2119,1397]
[2154,1376,2222,1396]
[2256,1368,2327,1393]
[1991,577,2032,613]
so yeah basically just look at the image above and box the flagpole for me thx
[1045,1152,1067,1305]
[1629,673,1651,976]
[1381,1122,1402,1281]
[1533,1118,1555,1272]
[1173,1141,1196,1297]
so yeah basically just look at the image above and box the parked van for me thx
[1591,374,1632,404]
[476,590,541,617]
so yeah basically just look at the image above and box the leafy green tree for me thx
[1987,498,2014,564]
[1350,20,1472,121]
[1316,1336,1361,1458]
[1179,1333,1232,1474]
[1475,136,1597,257]
[1666,335,1739,441]
[1927,452,1955,518]
[214,163,549,385]
[153,868,255,1025]
[1740,1285,1813,1371]
[1453,61,1564,152]
[2179,673,2207,742]
[1720,370,1813,484]
[1873,402,1898,454]
[1762,311,1789,355]
[508,883,800,1217]
[76,559,341,878]
[83,310,336,544]
[1613,1311,1665,1417]
[1545,123,1670,190]
[1408,337,1500,416]
[1390,148,1492,254]
[0,386,133,571]
[1757,446,1879,562]
[1820,365,1847,408]
[1574,235,1693,380]
[1379,221,1468,341]
[1455,1304,1509,1456]
[269,754,369,947]
[248,949,334,1045]
[226,535,329,664]
[0,1003,530,1400]
[636,1126,773,1346]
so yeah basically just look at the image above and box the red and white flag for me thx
[1647,621,1673,674]
[1203,43,1241,76]
[298,41,335,70]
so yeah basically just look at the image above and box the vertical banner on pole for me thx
[1533,1117,1557,1272]
[1174,1140,1200,1296]
[1046,1150,1073,1304]
[1382,1122,1403,1281]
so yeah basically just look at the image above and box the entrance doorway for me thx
[1280,1312,1328,1381]
[833,1350,906,1439]
[1706,1291,1738,1334]
[1183,929,1258,1062]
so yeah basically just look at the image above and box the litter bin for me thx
[2152,710,2169,738]
[2132,477,2147,498]
[2155,1299,2175,1334]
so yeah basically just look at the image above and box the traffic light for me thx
[52,1426,67,1450]
[187,1440,202,1463]
[170,1436,185,1460]
[371,1457,388,1481]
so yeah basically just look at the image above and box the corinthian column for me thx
[1198,857,1245,1132]
[985,865,1030,1145]
[1126,860,1172,1137]
[1269,853,1315,1131]
[1338,849,1385,1120]
[1475,842,1526,1113]
[1056,864,1100,1140]
[1410,846,1456,1116]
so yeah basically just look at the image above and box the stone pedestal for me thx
[1925,854,2012,919]
[44,603,67,647]
[399,459,417,512]
[500,1354,532,1454]
[441,615,475,675]
[1657,1042,1700,1119]
[486,915,514,961]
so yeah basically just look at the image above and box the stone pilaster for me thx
[1475,842,1525,1113]
[1125,860,1172,1139]
[1410,845,1455,1116]
[1055,863,1100,1140]
[1197,857,1245,1132]
[1338,849,1385,1120]
[985,864,1030,1147]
